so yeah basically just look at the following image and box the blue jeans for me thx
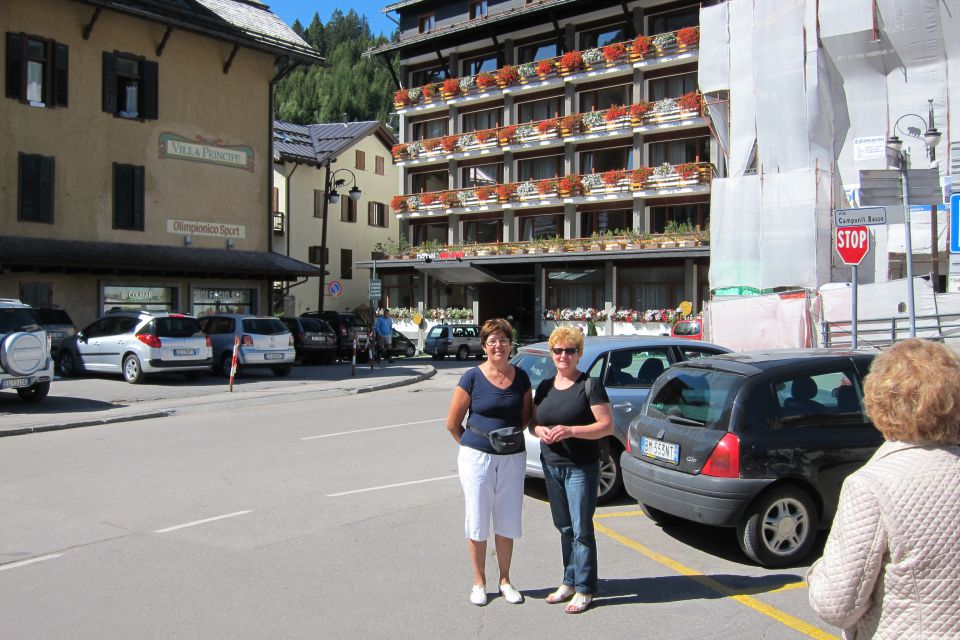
[542,461,600,594]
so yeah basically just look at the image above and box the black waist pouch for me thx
[466,424,524,455]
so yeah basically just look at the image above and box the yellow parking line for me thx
[594,521,837,640]
[595,510,646,519]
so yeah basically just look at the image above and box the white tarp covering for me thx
[698,3,730,93]
[705,293,812,351]
[759,170,825,289]
[709,175,761,289]
[728,0,756,176]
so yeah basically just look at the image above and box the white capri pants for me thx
[458,445,526,541]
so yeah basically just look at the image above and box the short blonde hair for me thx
[864,339,960,444]
[548,326,584,355]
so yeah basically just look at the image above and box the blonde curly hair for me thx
[864,339,960,444]
[547,326,584,355]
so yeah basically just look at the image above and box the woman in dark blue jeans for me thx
[530,326,613,613]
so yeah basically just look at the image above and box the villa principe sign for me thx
[159,133,254,171]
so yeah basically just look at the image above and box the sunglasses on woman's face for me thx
[551,347,578,355]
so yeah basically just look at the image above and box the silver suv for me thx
[424,324,483,360]
[58,310,213,384]
[0,299,54,402]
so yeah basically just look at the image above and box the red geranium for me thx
[536,59,555,76]
[441,136,458,153]
[604,104,627,122]
[496,183,516,200]
[476,186,495,201]
[441,78,460,96]
[498,125,517,142]
[676,26,700,47]
[420,193,439,206]
[602,169,625,186]
[677,91,702,112]
[536,179,558,195]
[630,101,654,119]
[495,65,519,86]
[394,88,411,105]
[390,195,406,212]
[559,50,583,70]
[537,118,559,134]
[602,43,626,63]
[631,35,652,59]
[630,167,654,184]
[476,73,496,89]
[676,163,699,180]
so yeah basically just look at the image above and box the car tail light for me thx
[46,335,53,352]
[701,433,740,478]
[137,334,162,348]
[340,327,347,336]
[288,334,294,346]
[242,334,254,346]
[205,336,212,348]
[169,313,184,318]
[625,428,632,454]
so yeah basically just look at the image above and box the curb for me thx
[353,366,437,393]
[0,410,176,438]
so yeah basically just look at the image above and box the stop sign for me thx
[836,226,869,265]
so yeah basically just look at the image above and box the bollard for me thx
[369,340,375,370]
[351,337,357,377]
[228,335,240,391]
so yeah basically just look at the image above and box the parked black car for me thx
[621,350,881,567]
[31,305,75,359]
[281,317,337,364]
[301,311,370,361]
[384,329,417,359]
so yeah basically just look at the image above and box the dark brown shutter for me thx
[6,33,23,100]
[132,165,145,230]
[313,189,323,218]
[54,42,68,106]
[272,187,279,211]
[102,52,116,113]
[384,202,389,228]
[18,153,54,222]
[341,195,348,221]
[367,201,375,226]
[141,60,158,119]
[356,150,365,170]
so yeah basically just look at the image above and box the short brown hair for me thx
[864,339,960,444]
[480,317,512,345]
[547,326,584,355]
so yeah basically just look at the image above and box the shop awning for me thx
[0,235,321,280]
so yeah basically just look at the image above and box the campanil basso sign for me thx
[159,133,254,171]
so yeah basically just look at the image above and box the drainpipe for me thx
[267,57,300,312]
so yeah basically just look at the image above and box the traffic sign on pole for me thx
[836,226,870,265]
[951,194,960,254]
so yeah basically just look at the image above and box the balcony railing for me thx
[391,94,704,164]
[393,26,700,112]
[389,163,713,215]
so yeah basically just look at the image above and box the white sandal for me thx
[499,582,524,604]
[469,584,487,606]
[545,585,575,604]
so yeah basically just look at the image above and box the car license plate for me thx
[641,436,679,464]
[264,352,284,360]
[173,348,197,356]
[49,330,66,338]
[2,377,31,389]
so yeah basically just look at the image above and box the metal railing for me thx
[820,313,960,349]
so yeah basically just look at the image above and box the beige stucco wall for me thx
[273,133,399,314]
[1,0,273,252]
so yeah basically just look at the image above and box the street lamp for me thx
[318,161,362,312]
[885,98,941,338]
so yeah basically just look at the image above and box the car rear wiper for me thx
[667,415,705,426]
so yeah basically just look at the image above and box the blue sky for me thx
[269,0,397,39]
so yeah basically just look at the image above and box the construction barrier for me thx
[228,335,240,391]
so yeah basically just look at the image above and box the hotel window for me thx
[546,268,604,309]
[410,66,447,87]
[462,54,497,76]
[18,153,54,223]
[375,156,384,175]
[356,150,365,170]
[648,72,698,101]
[649,7,699,33]
[410,170,447,194]
[648,138,709,165]
[461,163,502,187]
[112,163,144,231]
[579,146,632,174]
[368,202,388,228]
[517,155,563,181]
[463,218,501,244]
[412,222,448,245]
[519,213,562,240]
[581,209,632,236]
[341,249,353,279]
[617,265,685,311]
[411,117,447,140]
[517,40,559,63]
[469,0,488,19]
[418,14,435,34]
[517,97,562,123]
[650,203,709,233]
[102,51,158,119]
[462,107,502,132]
[578,84,631,113]
[5,33,68,106]
[579,25,627,50]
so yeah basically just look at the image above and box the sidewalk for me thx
[0,362,436,438]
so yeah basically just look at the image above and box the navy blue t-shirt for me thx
[457,366,531,454]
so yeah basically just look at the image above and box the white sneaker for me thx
[470,585,488,606]
[499,582,524,604]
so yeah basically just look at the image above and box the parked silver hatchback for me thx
[424,324,483,360]
[58,310,213,384]
[199,314,295,377]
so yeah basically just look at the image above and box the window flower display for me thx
[582,48,604,67]
[581,110,606,129]
[516,181,539,197]
[476,72,496,89]
[602,42,627,63]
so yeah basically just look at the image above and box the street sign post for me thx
[835,226,870,349]
[368,278,382,298]
[951,193,959,254]
[833,206,887,227]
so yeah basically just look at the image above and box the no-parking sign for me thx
[327,280,343,297]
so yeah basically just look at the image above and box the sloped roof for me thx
[273,120,397,165]
[72,0,323,64]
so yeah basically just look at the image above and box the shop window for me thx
[102,286,175,314]
[192,288,254,316]
[462,107,502,132]
[546,268,604,309]
[341,249,353,279]
[648,72,697,101]
[579,25,627,50]
[411,170,447,193]
[411,117,447,140]
[113,163,144,230]
[462,53,497,76]
[648,137,709,166]
[341,196,357,223]
[519,213,562,240]
[412,222,447,246]
[5,33,68,106]
[581,209,632,236]
[18,152,54,223]
[617,266,684,311]
[461,163,502,187]
[649,7,699,34]
[375,156,384,175]
[356,150,365,170]
[418,14,435,34]
[579,84,630,113]
[368,202,388,228]
[580,146,632,174]
[469,0,488,19]
[517,155,563,181]
[650,203,709,233]
[463,218,501,244]
[518,40,559,64]
[102,51,158,119]
[517,97,561,124]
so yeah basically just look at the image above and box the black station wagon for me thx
[621,350,882,567]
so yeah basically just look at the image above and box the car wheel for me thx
[220,353,235,378]
[123,354,146,384]
[597,438,624,504]
[640,503,681,527]
[405,345,416,358]
[272,364,292,377]
[58,350,80,377]
[737,486,819,567]
[183,371,204,381]
[16,381,50,403]
[456,345,470,361]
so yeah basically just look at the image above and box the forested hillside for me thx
[275,9,398,126]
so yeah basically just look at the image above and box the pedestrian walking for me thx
[807,339,960,639]
[445,317,532,606]
[374,308,393,363]
[529,326,613,614]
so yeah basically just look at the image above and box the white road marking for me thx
[327,474,458,497]
[0,553,64,571]
[300,418,445,440]
[155,510,253,533]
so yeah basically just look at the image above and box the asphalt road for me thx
[0,363,840,639]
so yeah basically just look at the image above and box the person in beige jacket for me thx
[807,339,960,639]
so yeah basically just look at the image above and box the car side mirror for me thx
[78,331,87,342]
